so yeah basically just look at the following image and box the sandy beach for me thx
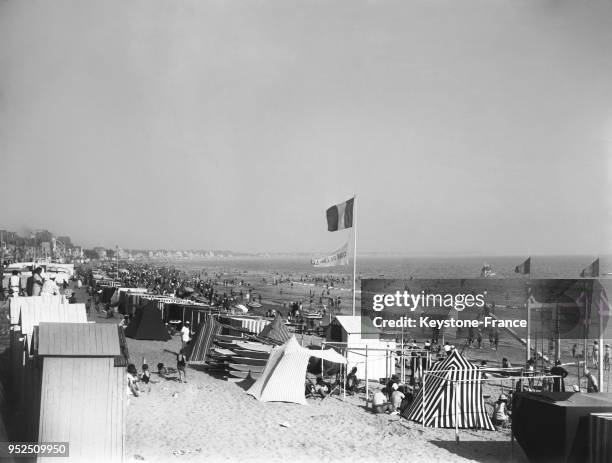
[120,334,527,463]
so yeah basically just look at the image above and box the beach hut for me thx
[402,349,494,430]
[248,336,346,405]
[188,314,222,363]
[9,296,87,354]
[325,315,395,381]
[124,301,171,341]
[35,322,126,462]
[257,315,291,343]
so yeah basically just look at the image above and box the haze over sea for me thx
[171,255,611,280]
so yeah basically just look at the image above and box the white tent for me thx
[247,336,346,405]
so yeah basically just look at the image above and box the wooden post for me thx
[385,343,389,380]
[454,381,459,443]
[365,345,369,400]
[422,373,426,429]
[343,347,346,401]
[321,342,324,377]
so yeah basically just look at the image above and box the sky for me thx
[1,0,611,255]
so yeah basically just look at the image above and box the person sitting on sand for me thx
[492,394,510,428]
[371,390,393,414]
[118,315,129,329]
[157,362,168,378]
[126,364,140,397]
[385,374,400,396]
[177,349,187,383]
[346,367,360,393]
[389,383,404,414]
[313,376,331,398]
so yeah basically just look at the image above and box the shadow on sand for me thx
[431,439,529,463]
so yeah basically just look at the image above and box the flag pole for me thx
[526,293,531,365]
[597,265,604,391]
[526,260,532,365]
[352,194,357,317]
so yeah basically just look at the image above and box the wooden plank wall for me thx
[38,357,125,463]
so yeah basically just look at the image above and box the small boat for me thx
[230,356,267,366]
[208,350,231,360]
[202,362,226,370]
[215,341,239,350]
[247,302,262,309]
[227,363,265,373]
[231,348,270,359]
[227,370,261,380]
[212,348,236,356]
[234,341,273,352]
[215,334,245,343]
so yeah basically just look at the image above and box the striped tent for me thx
[402,349,494,430]
[188,315,222,363]
[248,336,346,405]
[257,315,291,344]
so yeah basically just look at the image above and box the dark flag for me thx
[580,258,599,278]
[326,197,354,232]
[515,257,531,275]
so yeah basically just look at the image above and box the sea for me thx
[170,255,610,280]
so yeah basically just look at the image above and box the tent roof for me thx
[37,322,121,357]
[332,315,381,336]
[258,315,291,342]
[124,301,171,341]
[402,349,494,430]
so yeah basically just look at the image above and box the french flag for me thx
[514,257,531,275]
[326,197,354,232]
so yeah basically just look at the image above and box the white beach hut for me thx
[325,315,396,381]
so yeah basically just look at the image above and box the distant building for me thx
[41,242,52,256]
[93,247,107,260]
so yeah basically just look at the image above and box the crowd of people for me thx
[2,267,79,300]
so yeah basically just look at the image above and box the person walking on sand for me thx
[177,349,187,383]
[180,321,191,349]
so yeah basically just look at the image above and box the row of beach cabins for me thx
[0,278,397,463]
[6,278,612,462]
